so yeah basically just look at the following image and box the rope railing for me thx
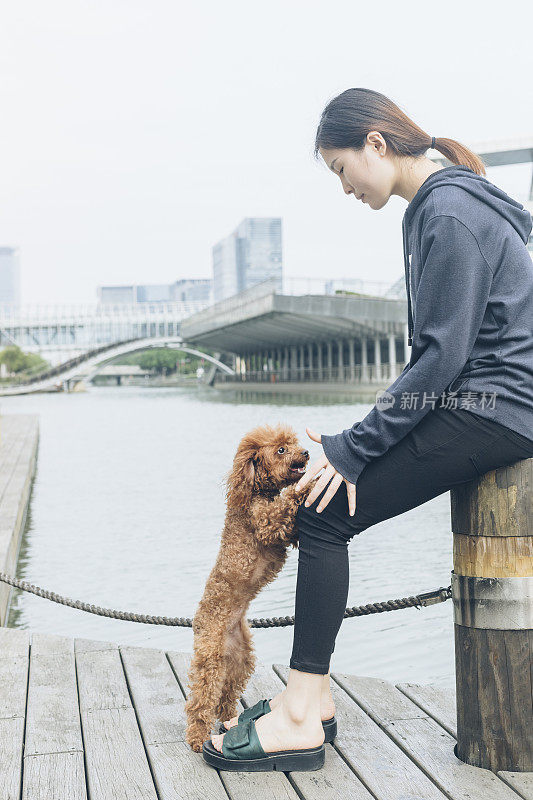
[1,572,452,628]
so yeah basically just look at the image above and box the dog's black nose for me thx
[301,449,309,459]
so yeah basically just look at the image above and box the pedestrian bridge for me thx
[0,337,234,396]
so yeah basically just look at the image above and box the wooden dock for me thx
[1,627,532,800]
[0,415,39,626]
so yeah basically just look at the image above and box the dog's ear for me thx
[224,438,259,509]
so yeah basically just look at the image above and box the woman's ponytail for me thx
[314,88,486,177]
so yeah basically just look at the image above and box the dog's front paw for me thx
[282,484,306,504]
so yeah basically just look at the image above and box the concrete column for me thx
[317,343,323,381]
[374,336,382,382]
[299,345,305,380]
[337,339,344,382]
[327,341,333,381]
[388,333,397,381]
[290,345,298,380]
[283,346,289,379]
[348,339,355,382]
[361,335,369,382]
[307,343,314,381]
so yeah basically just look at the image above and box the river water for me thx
[3,384,456,687]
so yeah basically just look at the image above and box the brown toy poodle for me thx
[184,422,317,752]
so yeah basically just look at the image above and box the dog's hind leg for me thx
[185,633,229,752]
[215,615,257,723]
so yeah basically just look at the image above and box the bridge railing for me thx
[2,338,141,387]
[0,301,210,323]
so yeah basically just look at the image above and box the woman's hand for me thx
[295,427,356,515]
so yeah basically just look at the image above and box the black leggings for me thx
[289,405,533,675]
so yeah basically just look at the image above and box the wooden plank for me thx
[498,771,533,800]
[0,420,33,522]
[22,753,86,800]
[396,681,457,737]
[76,647,131,711]
[332,670,526,800]
[0,627,29,800]
[0,627,30,717]
[0,718,25,800]
[75,637,119,653]
[21,631,87,800]
[275,663,449,800]
[241,658,374,800]
[76,641,158,799]
[170,650,301,800]
[24,635,84,755]
[121,645,231,800]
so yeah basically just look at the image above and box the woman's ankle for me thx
[321,686,334,703]
[279,692,322,725]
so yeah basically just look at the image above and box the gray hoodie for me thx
[321,165,533,485]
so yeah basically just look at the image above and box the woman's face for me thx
[319,132,396,210]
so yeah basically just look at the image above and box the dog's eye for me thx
[277,447,285,454]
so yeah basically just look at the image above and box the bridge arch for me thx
[0,337,234,396]
[82,338,233,382]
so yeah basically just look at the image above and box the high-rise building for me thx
[212,236,239,302]
[0,247,21,306]
[212,217,282,302]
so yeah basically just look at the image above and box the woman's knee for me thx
[295,489,367,546]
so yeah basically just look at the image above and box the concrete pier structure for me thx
[181,277,409,388]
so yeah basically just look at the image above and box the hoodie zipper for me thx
[402,216,413,346]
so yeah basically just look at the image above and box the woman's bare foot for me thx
[213,692,325,753]
[221,687,336,730]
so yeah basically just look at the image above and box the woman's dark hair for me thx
[314,88,486,176]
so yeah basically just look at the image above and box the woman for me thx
[207,87,533,771]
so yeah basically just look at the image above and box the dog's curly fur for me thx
[184,422,317,752]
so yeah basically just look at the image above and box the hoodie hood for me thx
[401,165,533,345]
[404,164,533,243]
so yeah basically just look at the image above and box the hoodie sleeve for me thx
[320,214,494,484]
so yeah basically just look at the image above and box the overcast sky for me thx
[1,0,532,306]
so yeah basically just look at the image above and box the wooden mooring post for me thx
[450,456,533,772]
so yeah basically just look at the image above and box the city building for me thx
[0,247,21,306]
[212,217,282,302]
[170,279,212,303]
[97,278,212,305]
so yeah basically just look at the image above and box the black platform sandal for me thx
[203,717,325,772]
[218,697,337,742]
